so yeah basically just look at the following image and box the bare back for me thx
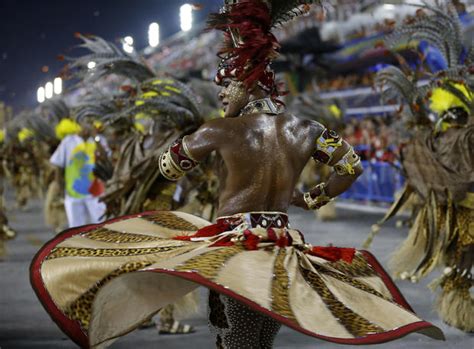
[185,113,324,217]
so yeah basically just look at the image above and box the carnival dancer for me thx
[3,108,55,210]
[8,126,41,209]
[40,99,78,233]
[364,1,473,332]
[50,113,108,228]
[44,117,80,233]
[31,1,444,348]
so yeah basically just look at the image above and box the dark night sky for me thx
[0,0,221,111]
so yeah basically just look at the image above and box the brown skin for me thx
[183,81,363,217]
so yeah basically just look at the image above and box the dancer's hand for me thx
[291,190,308,210]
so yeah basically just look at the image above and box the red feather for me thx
[174,220,231,241]
[208,0,282,96]
[243,231,260,250]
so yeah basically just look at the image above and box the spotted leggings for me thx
[208,290,281,349]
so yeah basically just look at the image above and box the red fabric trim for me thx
[209,239,234,247]
[29,210,163,348]
[174,220,230,241]
[309,246,356,263]
[243,230,260,250]
[150,269,440,345]
[276,233,289,248]
[267,227,277,241]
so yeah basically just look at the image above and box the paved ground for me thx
[0,193,472,349]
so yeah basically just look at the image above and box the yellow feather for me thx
[55,118,81,140]
[142,91,158,99]
[134,122,145,134]
[134,113,152,120]
[93,121,103,130]
[165,85,181,93]
[18,128,35,143]
[329,104,342,119]
[429,83,471,114]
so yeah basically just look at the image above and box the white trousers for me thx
[64,196,106,228]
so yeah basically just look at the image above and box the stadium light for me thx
[148,22,160,47]
[180,4,193,32]
[45,82,53,99]
[382,4,396,11]
[53,77,62,95]
[37,87,45,103]
[124,36,134,45]
[87,61,96,69]
[123,36,134,53]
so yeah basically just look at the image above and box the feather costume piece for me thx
[208,0,322,97]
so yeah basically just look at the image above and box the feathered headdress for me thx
[208,0,322,97]
[429,83,472,115]
[65,34,155,84]
[74,98,121,124]
[376,1,474,126]
[109,78,203,132]
[41,98,70,123]
[55,118,82,140]
[17,128,35,143]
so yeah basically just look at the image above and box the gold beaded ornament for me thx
[159,137,199,181]
[303,182,332,210]
[333,147,361,176]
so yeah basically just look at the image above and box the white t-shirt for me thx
[50,135,108,199]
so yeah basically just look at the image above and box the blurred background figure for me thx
[49,115,108,227]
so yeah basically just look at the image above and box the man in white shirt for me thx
[50,116,107,228]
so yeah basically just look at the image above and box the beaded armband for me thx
[159,137,199,181]
[333,147,361,176]
[303,182,332,210]
[312,128,343,164]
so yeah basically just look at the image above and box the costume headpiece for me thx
[208,0,321,97]
[17,128,35,143]
[429,83,472,115]
[55,118,82,140]
[375,1,474,127]
[66,34,155,84]
[6,107,57,145]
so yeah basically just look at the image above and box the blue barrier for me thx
[340,161,404,203]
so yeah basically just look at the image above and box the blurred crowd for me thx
[343,117,397,163]
[318,73,374,90]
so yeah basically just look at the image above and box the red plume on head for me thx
[208,0,281,97]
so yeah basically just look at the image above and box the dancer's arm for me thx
[158,119,226,181]
[292,126,363,210]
